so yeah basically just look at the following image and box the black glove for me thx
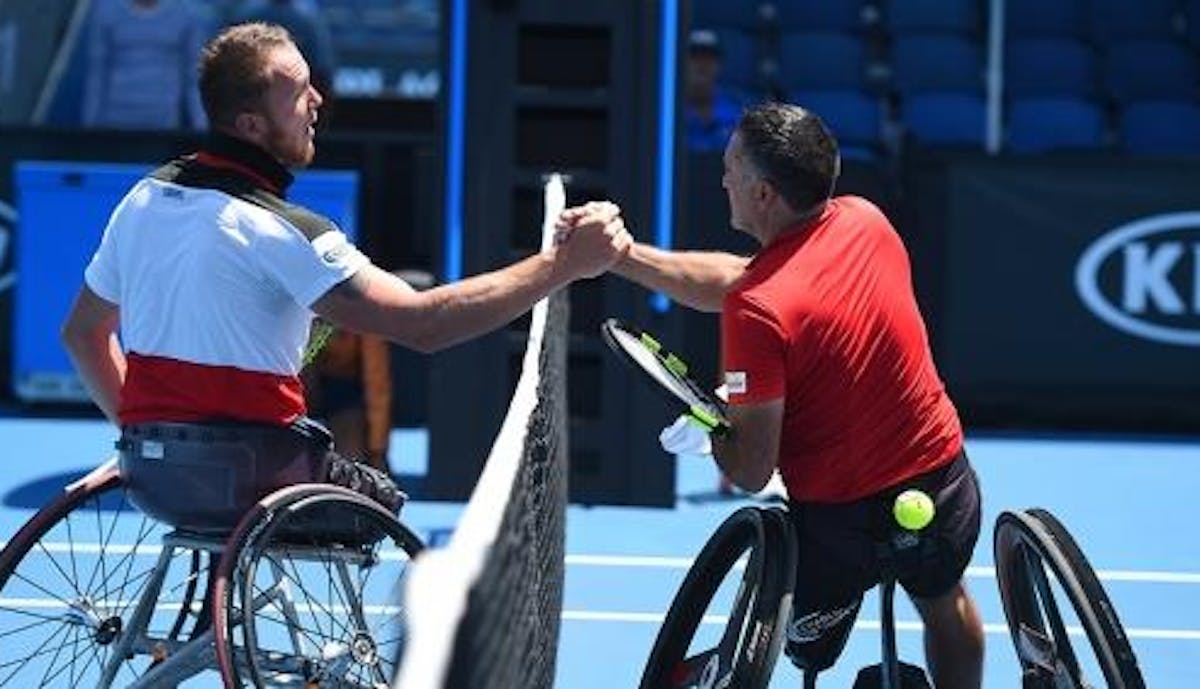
[325,453,407,514]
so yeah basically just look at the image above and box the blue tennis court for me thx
[1,417,1197,687]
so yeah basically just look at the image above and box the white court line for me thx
[6,545,1199,584]
[560,612,1200,641]
[0,598,404,616]
[2,594,1194,642]
[0,541,414,561]
[564,555,1200,585]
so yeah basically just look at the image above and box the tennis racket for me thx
[601,318,730,435]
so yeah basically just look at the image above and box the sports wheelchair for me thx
[0,420,424,688]
[640,503,1149,689]
[639,503,935,689]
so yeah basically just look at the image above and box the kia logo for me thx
[1075,212,1200,347]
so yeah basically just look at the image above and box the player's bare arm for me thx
[710,398,783,492]
[559,202,749,312]
[60,286,125,424]
[314,211,629,352]
[614,242,750,313]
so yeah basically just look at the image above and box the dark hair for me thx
[735,103,840,214]
[199,23,295,130]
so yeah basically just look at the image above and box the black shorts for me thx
[783,450,982,673]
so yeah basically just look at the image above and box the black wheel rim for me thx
[641,507,790,689]
[995,510,1146,689]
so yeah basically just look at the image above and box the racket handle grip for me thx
[688,405,720,432]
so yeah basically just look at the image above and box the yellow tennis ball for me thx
[893,489,935,531]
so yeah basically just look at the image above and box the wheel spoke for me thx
[33,541,86,603]
[0,602,87,632]
[227,495,420,689]
[0,480,177,688]
[716,549,758,664]
[0,618,74,684]
[1024,547,1085,682]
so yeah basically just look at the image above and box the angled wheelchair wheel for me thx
[213,484,424,688]
[994,509,1146,689]
[639,506,795,689]
[0,460,210,688]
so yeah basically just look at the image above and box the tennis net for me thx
[395,175,570,689]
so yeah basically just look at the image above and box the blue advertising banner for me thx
[13,161,358,402]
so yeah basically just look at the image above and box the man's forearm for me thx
[320,209,628,351]
[328,252,573,354]
[613,242,749,312]
[411,251,571,351]
[64,333,125,425]
[708,399,783,493]
[710,431,773,493]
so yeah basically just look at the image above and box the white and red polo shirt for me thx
[84,134,368,426]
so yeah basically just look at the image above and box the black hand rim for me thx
[994,508,1146,689]
[638,506,792,689]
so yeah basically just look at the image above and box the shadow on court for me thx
[2,469,99,509]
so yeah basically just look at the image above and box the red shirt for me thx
[721,196,962,503]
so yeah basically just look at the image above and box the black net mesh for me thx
[395,174,571,689]
[441,289,569,689]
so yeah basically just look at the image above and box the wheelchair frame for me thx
[638,504,930,689]
[0,459,424,688]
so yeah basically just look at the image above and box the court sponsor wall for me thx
[910,154,1200,432]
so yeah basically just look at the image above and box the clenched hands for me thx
[554,201,632,279]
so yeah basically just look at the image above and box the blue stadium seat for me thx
[1005,38,1097,98]
[709,27,762,92]
[1120,100,1200,155]
[778,31,867,91]
[884,0,979,35]
[693,0,765,30]
[1006,0,1085,37]
[791,89,882,156]
[901,92,987,147]
[776,0,865,32]
[1006,97,1106,153]
[1104,40,1199,103]
[890,35,982,95]
[1089,0,1178,41]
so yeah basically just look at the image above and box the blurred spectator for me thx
[83,0,209,130]
[398,0,439,30]
[301,270,433,474]
[232,0,336,95]
[303,325,393,472]
[684,29,743,152]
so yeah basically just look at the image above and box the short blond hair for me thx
[199,22,295,129]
